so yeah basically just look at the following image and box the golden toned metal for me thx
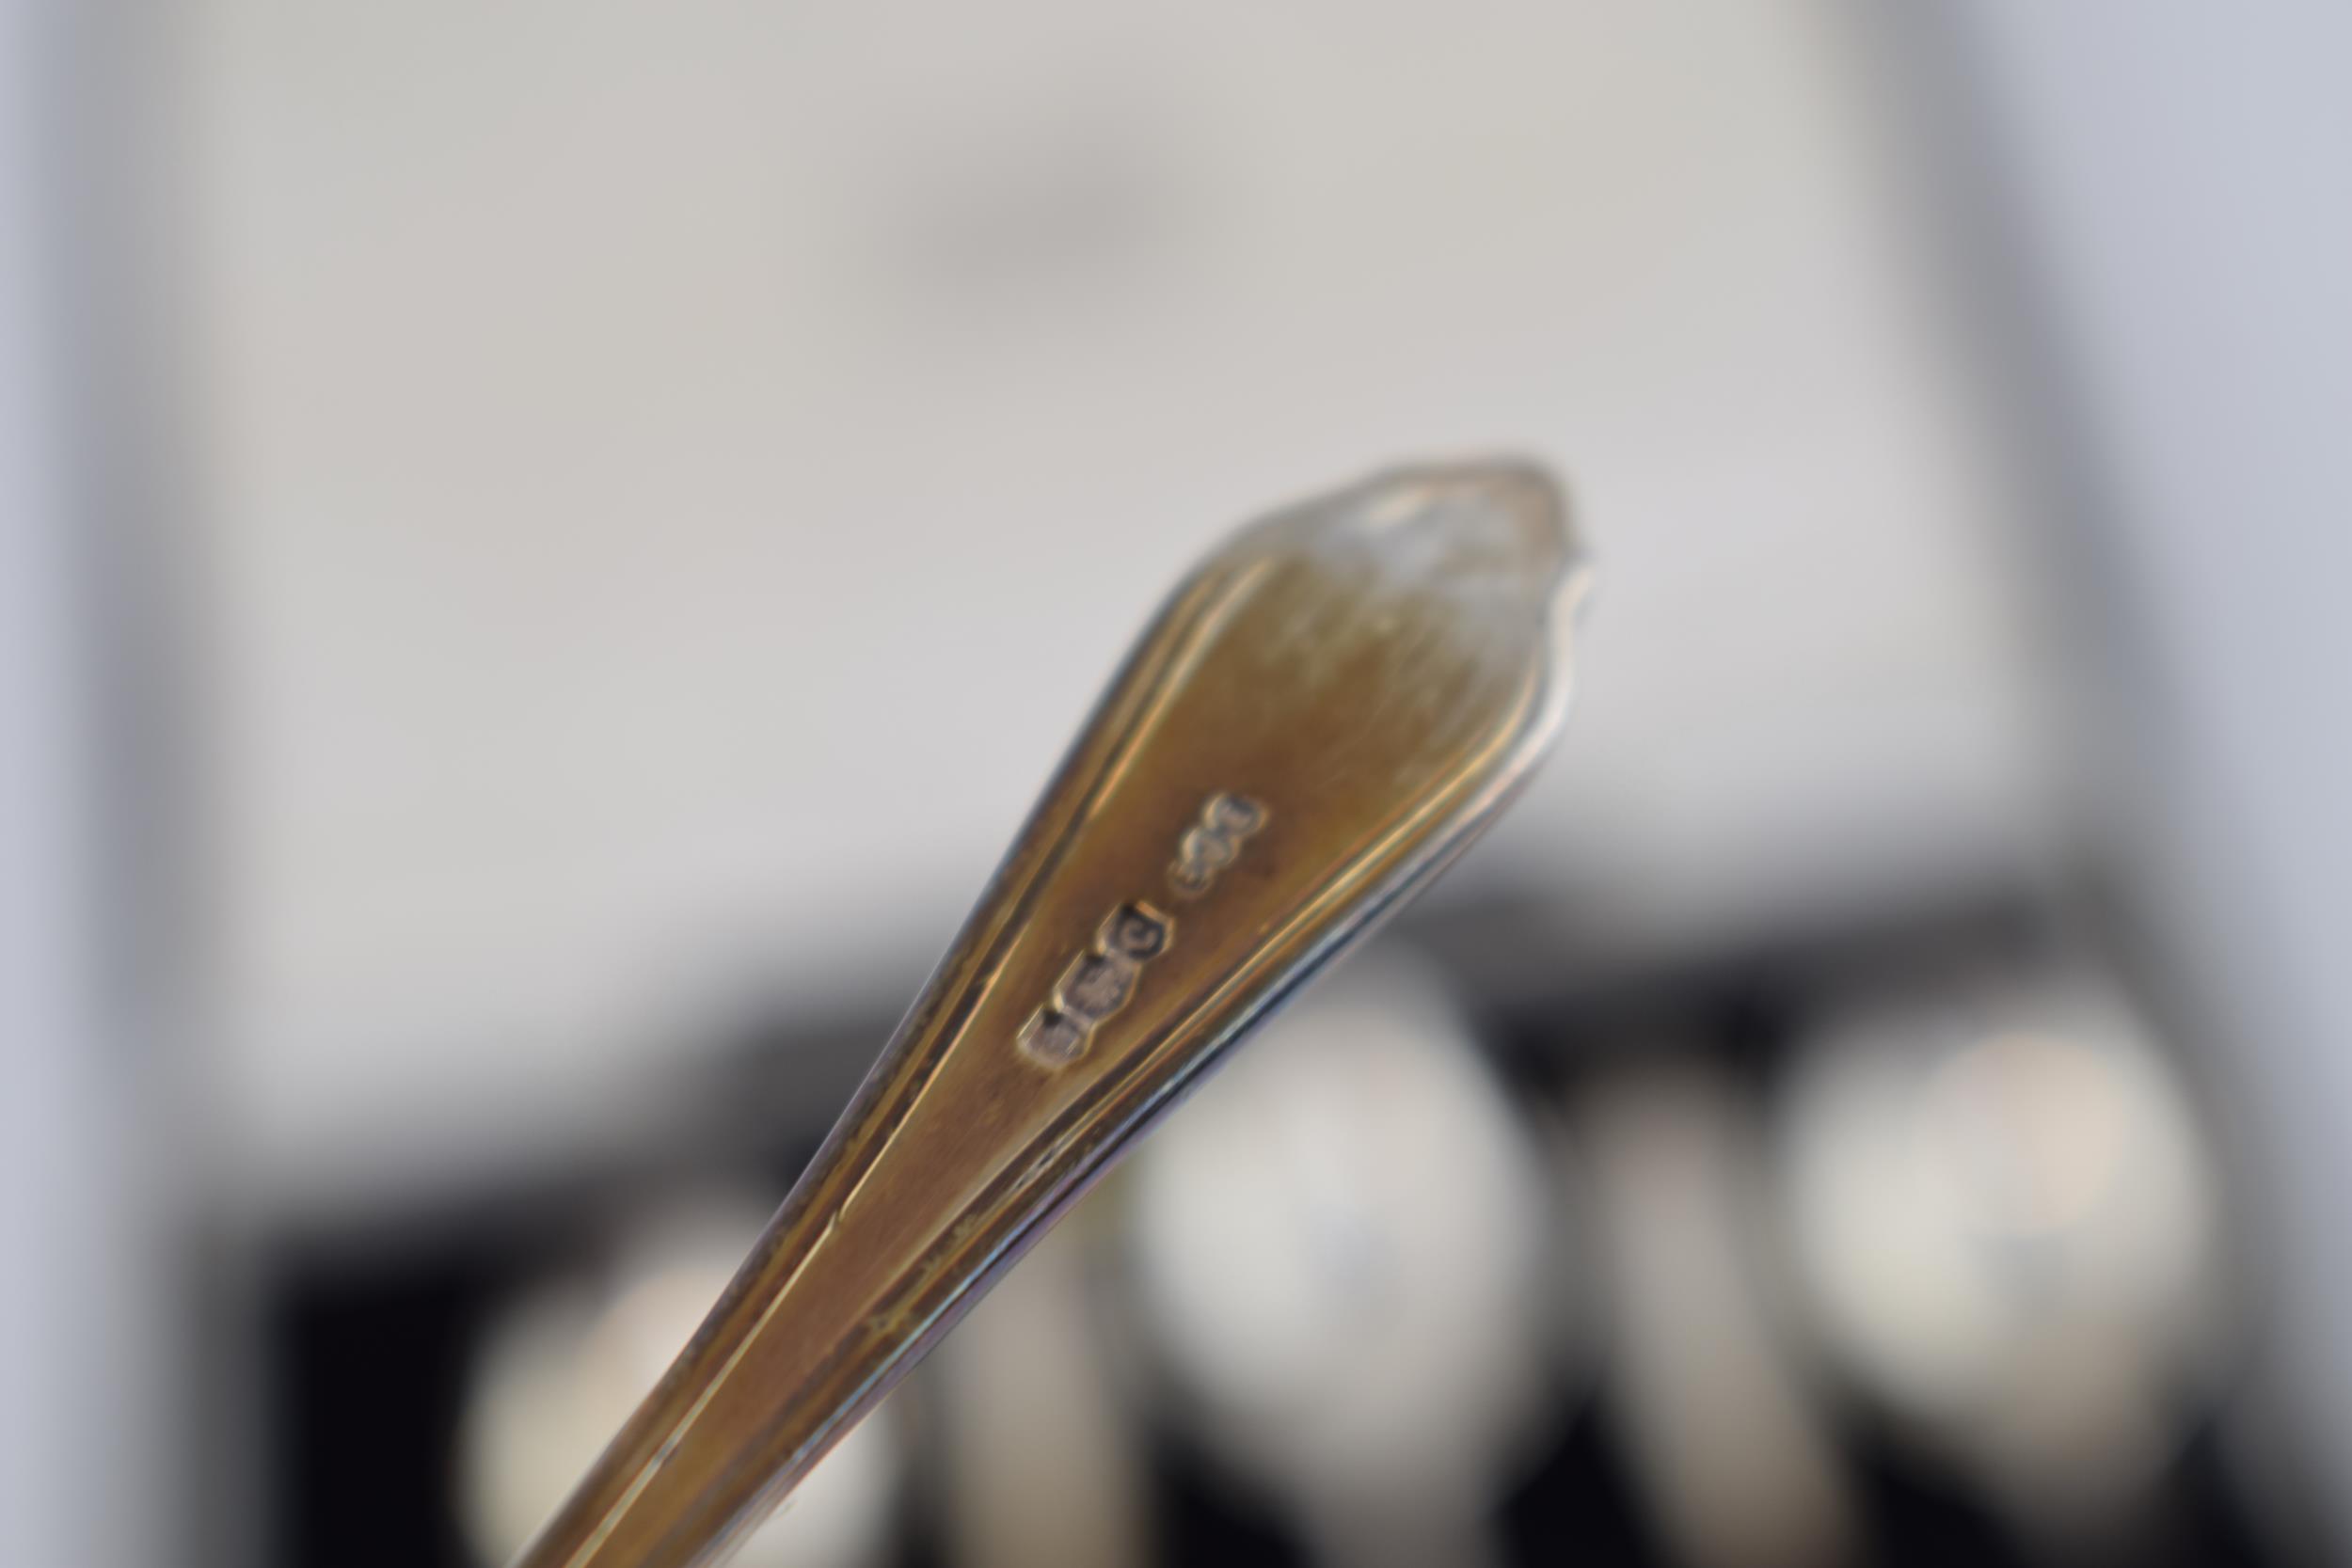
[511,458,1590,1568]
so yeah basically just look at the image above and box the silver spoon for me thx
[511,457,1589,1568]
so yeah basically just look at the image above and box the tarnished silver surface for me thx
[512,459,1589,1568]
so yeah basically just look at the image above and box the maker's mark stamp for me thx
[1170,791,1267,898]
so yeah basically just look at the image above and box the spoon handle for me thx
[512,459,1588,1568]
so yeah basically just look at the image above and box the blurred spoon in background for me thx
[1778,963,2231,1541]
[1577,1058,1858,1568]
[1128,958,1560,1568]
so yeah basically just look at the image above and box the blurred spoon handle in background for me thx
[509,458,1590,1568]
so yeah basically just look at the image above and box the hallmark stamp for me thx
[1019,902,1173,1067]
[1170,791,1267,897]
[1016,793,1267,1069]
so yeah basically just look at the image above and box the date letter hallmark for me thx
[1169,791,1267,898]
[1016,794,1269,1069]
